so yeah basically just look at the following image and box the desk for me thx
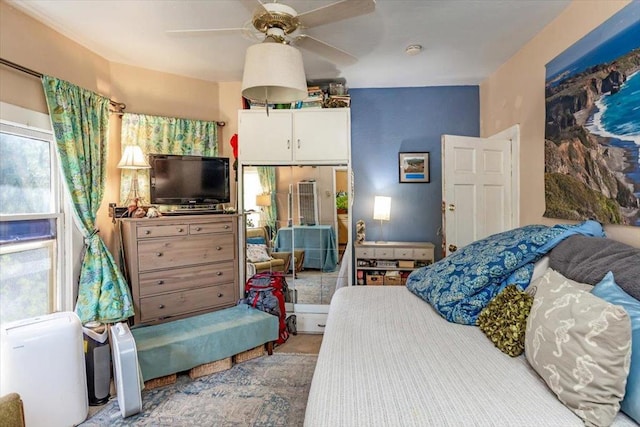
[274,225,338,272]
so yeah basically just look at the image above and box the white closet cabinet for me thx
[238,109,350,163]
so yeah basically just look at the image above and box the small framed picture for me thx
[399,152,430,183]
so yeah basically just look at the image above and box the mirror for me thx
[242,165,350,306]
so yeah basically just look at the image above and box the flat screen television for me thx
[149,154,230,206]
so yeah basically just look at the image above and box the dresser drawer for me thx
[373,247,394,259]
[139,282,236,322]
[295,313,328,333]
[355,247,374,258]
[138,261,236,297]
[137,234,235,271]
[394,248,414,259]
[137,224,188,239]
[415,247,434,261]
[190,221,233,235]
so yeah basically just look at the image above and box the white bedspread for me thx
[304,286,635,427]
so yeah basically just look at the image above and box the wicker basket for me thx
[234,345,265,363]
[144,373,176,390]
[189,357,233,379]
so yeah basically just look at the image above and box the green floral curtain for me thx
[42,76,134,323]
[119,113,219,204]
[257,167,277,233]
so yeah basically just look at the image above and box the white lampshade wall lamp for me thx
[118,145,151,206]
[373,196,391,242]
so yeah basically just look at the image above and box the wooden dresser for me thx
[120,214,239,325]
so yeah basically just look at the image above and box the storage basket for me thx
[398,260,415,268]
[144,373,176,390]
[234,345,265,363]
[366,274,384,285]
[384,275,403,286]
[189,357,233,379]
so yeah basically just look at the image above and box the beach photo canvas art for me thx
[544,2,640,226]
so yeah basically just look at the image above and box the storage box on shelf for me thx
[120,214,239,325]
[355,241,435,286]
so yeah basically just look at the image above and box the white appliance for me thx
[297,181,318,225]
[110,322,142,418]
[0,311,88,427]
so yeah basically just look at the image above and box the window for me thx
[0,105,69,324]
[243,167,262,228]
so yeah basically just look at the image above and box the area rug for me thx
[81,353,318,426]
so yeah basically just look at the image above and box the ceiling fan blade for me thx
[239,0,268,16]
[294,35,358,65]
[297,0,375,29]
[166,28,246,35]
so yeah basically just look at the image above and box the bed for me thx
[305,223,639,427]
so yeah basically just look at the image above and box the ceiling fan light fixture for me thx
[241,42,307,104]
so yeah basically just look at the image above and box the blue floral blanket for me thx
[405,221,604,325]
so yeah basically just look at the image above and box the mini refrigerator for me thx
[1,312,88,427]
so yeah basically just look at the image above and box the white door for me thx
[442,131,517,256]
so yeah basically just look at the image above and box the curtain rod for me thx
[1,57,126,111]
[1,57,226,126]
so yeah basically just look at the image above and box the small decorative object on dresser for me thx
[355,220,365,244]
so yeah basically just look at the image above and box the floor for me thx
[88,333,322,417]
[275,333,323,354]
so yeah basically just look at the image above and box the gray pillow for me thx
[548,235,640,300]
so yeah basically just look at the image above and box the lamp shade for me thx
[373,196,391,221]
[256,194,272,207]
[241,42,307,104]
[117,146,150,169]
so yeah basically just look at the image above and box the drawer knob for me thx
[158,304,165,309]
[195,227,202,231]
[145,230,151,235]
[216,271,223,276]
[216,246,222,251]
[224,225,230,229]
[178,228,184,232]
[217,293,223,298]
[317,324,326,328]
[157,280,164,285]
[156,252,163,257]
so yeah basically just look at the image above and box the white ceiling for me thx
[9,0,571,88]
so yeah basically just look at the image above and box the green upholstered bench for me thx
[131,305,279,381]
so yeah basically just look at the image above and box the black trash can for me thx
[83,322,111,406]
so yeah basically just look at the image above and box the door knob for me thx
[448,204,456,211]
[448,244,458,252]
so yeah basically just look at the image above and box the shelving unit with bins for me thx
[354,241,435,285]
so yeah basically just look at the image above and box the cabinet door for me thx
[293,110,349,162]
[238,111,292,162]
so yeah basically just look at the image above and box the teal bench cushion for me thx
[131,305,279,381]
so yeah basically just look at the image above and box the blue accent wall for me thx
[350,86,479,259]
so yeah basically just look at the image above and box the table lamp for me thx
[255,193,272,227]
[373,196,391,242]
[118,145,151,206]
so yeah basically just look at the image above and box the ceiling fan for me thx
[166,0,376,65]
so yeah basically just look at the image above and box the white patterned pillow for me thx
[525,279,631,426]
[526,267,593,297]
[246,244,271,263]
